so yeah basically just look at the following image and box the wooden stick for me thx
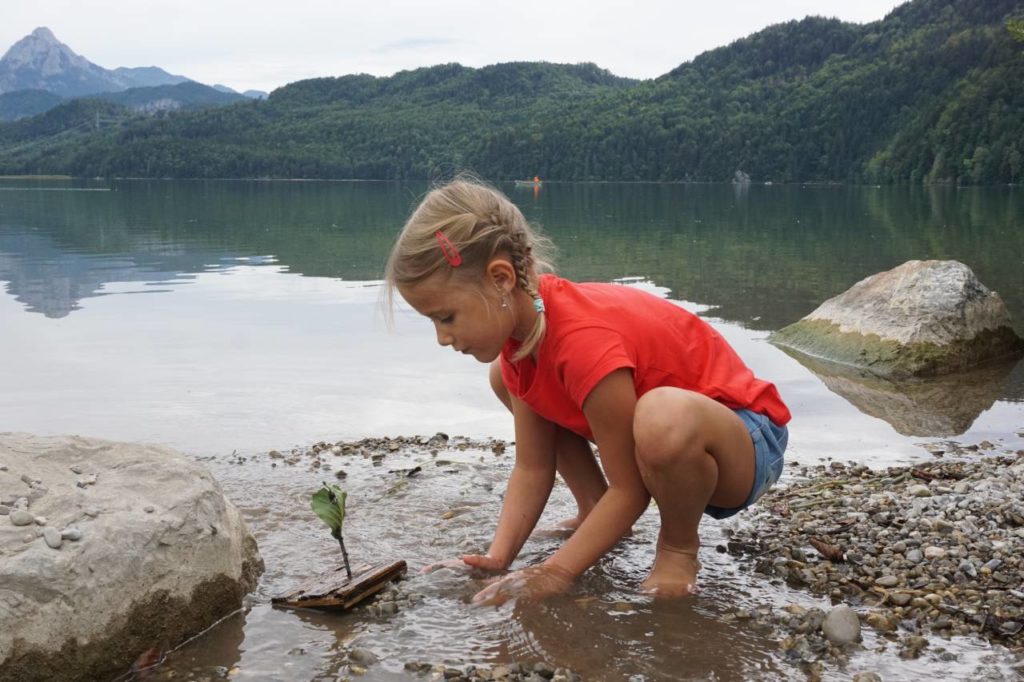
[272,560,407,611]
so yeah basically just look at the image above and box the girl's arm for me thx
[543,368,649,577]
[473,393,558,568]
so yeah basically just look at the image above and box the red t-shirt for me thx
[500,275,791,441]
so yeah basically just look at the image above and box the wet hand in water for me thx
[420,554,506,574]
[471,564,575,606]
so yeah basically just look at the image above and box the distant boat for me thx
[514,176,542,187]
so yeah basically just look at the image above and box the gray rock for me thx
[908,485,932,498]
[906,549,924,564]
[61,527,82,541]
[0,433,263,682]
[349,647,378,665]
[34,516,47,526]
[852,674,882,682]
[9,509,35,526]
[42,527,62,549]
[924,546,947,560]
[0,505,9,516]
[771,260,1024,377]
[875,575,899,587]
[821,605,861,645]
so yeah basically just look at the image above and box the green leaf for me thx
[311,483,347,540]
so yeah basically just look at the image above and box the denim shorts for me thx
[704,409,788,520]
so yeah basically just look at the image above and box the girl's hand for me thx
[420,554,506,574]
[471,564,575,606]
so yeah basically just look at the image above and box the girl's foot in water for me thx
[640,543,701,597]
[534,515,582,537]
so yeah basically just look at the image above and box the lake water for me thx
[2,179,1023,680]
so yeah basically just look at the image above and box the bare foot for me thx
[640,545,701,597]
[533,516,582,538]
[535,516,635,538]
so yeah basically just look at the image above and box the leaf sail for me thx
[312,483,353,579]
[311,483,347,539]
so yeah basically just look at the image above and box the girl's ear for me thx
[486,258,516,294]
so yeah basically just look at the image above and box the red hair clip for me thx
[435,231,462,267]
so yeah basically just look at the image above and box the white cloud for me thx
[1,0,908,93]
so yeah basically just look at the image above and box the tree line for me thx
[0,0,1021,185]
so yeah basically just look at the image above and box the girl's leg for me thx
[632,387,755,596]
[490,361,607,526]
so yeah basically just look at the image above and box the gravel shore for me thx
[721,438,1024,676]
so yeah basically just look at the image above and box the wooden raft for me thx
[272,560,407,611]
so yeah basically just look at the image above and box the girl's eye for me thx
[439,315,454,324]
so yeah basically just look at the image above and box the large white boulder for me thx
[771,260,1024,377]
[0,434,263,682]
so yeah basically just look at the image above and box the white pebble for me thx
[9,510,35,526]
[144,505,155,513]
[822,605,861,645]
[34,516,47,526]
[61,527,83,541]
[43,527,62,549]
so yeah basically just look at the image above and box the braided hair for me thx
[385,175,554,361]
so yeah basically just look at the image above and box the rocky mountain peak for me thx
[30,27,57,41]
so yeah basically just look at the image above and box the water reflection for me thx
[1,180,1022,331]
[779,349,1021,437]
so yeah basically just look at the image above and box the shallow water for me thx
[1,179,1023,680]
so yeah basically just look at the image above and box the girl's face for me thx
[398,271,515,364]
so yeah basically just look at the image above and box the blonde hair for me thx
[385,176,554,361]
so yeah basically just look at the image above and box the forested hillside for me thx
[0,0,1021,184]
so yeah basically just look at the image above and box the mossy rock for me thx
[771,260,1024,378]
[772,318,1024,378]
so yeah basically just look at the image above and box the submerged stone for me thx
[771,260,1024,377]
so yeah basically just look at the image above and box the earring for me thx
[501,294,509,309]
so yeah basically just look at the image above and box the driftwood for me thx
[272,560,407,611]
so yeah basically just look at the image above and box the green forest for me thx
[0,0,1022,184]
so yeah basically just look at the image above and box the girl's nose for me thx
[435,325,453,347]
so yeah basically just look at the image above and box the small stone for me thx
[76,474,98,488]
[144,505,155,513]
[852,674,882,682]
[0,505,9,515]
[865,613,896,632]
[43,527,62,549]
[906,549,923,564]
[349,648,378,665]
[34,516,47,526]
[9,510,35,526]
[908,485,932,497]
[349,664,367,676]
[84,507,100,518]
[821,605,861,645]
[924,546,946,560]
[533,663,555,679]
[61,527,83,541]
[70,465,84,474]
[890,592,912,606]
[875,575,899,587]
[998,621,1021,636]
[0,463,6,471]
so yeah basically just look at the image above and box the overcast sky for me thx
[2,0,908,93]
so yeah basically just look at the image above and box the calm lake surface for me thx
[2,179,1023,680]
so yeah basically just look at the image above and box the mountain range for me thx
[1,0,1022,184]
[0,27,266,120]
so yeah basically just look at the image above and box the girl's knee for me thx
[633,388,703,471]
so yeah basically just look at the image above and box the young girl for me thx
[385,178,790,604]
